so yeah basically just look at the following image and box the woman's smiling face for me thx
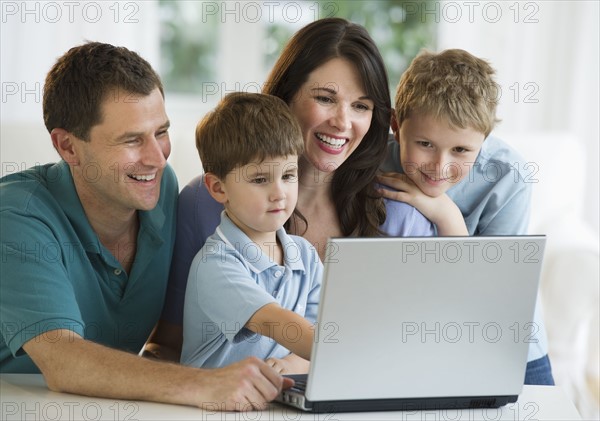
[289,57,374,174]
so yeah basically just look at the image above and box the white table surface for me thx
[1,374,582,420]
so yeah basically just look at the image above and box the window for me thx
[159,0,437,99]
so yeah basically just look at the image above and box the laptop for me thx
[276,236,546,413]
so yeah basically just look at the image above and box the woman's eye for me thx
[315,95,334,104]
[353,103,371,112]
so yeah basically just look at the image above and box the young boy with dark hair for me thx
[181,92,322,375]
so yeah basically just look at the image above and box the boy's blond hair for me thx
[196,92,304,178]
[395,49,500,137]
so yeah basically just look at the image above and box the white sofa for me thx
[500,131,600,420]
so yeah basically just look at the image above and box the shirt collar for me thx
[215,211,305,274]
[45,161,102,254]
[45,161,165,254]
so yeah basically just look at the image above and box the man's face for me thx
[71,88,171,217]
[395,113,485,197]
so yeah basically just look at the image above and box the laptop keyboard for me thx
[285,374,308,393]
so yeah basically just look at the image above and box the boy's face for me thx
[220,155,299,241]
[393,113,485,197]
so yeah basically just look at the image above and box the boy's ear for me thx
[204,173,228,204]
[390,114,400,143]
[51,128,80,166]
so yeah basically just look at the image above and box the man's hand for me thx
[377,172,468,236]
[192,357,295,411]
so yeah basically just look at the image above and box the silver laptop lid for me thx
[306,236,545,401]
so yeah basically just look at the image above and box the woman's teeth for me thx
[316,133,346,149]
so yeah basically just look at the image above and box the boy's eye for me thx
[283,173,298,181]
[417,141,432,148]
[251,177,267,184]
[454,147,468,153]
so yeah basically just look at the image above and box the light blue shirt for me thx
[0,161,178,372]
[381,135,548,361]
[181,212,323,368]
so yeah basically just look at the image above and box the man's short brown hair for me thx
[43,42,163,141]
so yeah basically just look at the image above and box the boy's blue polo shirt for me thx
[181,212,322,368]
[0,161,178,373]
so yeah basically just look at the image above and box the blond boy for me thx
[378,49,554,385]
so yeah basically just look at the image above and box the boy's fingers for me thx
[377,173,411,188]
[378,187,409,202]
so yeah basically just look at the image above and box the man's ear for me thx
[204,173,228,204]
[51,128,80,166]
[390,113,400,143]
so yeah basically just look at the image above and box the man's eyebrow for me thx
[309,87,372,101]
[115,120,170,141]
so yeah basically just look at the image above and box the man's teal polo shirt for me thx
[0,161,178,372]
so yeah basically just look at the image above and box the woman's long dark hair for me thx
[264,18,390,236]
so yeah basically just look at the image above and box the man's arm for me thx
[245,303,314,361]
[24,329,292,411]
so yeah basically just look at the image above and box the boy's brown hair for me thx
[395,49,500,137]
[196,92,303,178]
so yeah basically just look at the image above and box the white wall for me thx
[1,0,161,171]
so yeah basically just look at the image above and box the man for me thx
[0,42,291,410]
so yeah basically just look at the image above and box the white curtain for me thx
[437,0,599,235]
[1,1,160,122]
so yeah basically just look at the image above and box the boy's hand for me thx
[377,172,468,236]
[266,354,310,374]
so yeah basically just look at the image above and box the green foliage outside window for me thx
[159,1,220,93]
[160,0,436,97]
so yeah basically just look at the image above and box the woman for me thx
[146,18,433,366]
